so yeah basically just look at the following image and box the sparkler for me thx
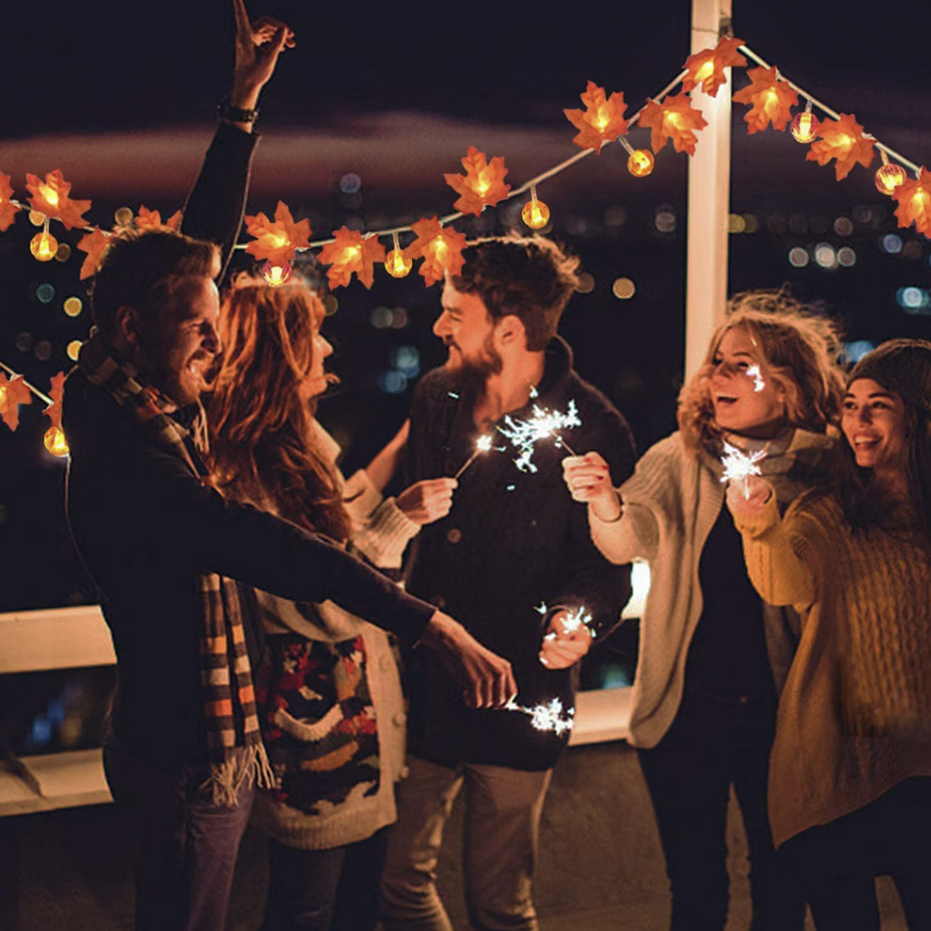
[453,434,494,480]
[746,364,766,393]
[537,603,595,641]
[496,400,581,473]
[504,696,575,737]
[720,440,767,499]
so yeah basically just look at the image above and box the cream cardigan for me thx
[589,429,833,749]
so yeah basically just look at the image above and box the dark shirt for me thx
[404,336,636,770]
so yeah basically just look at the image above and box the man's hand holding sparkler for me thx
[421,612,517,709]
[396,477,458,525]
[539,609,594,669]
[562,451,622,522]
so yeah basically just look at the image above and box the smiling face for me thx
[842,378,909,484]
[709,327,788,438]
[136,274,221,407]
[434,279,502,377]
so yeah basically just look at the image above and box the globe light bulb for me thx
[385,232,412,278]
[30,230,59,261]
[874,153,906,196]
[262,259,292,287]
[628,149,655,178]
[790,107,819,144]
[44,425,70,457]
[522,186,550,230]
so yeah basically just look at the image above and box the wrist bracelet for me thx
[218,99,259,124]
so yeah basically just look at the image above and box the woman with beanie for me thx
[563,291,845,931]
[727,339,931,930]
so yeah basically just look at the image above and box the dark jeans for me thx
[781,777,931,931]
[637,692,804,931]
[104,744,254,931]
[261,828,389,931]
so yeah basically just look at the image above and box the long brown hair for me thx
[209,278,351,542]
[677,289,845,454]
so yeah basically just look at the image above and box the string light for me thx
[262,259,292,287]
[619,137,655,178]
[30,220,58,262]
[790,99,819,143]
[521,184,550,230]
[43,425,69,457]
[875,150,907,196]
[385,232,412,278]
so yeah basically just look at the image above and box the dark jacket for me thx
[63,124,434,766]
[404,337,636,770]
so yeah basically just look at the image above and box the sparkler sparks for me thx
[496,401,581,473]
[538,603,595,641]
[504,696,575,736]
[720,440,767,499]
[453,434,495,480]
[746,364,766,393]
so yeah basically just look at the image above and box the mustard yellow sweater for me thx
[734,490,931,847]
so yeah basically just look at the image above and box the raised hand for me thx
[396,477,458,525]
[725,473,772,519]
[538,609,594,669]
[562,451,622,521]
[422,612,517,709]
[230,0,295,111]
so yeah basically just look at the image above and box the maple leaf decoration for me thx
[639,93,708,156]
[0,172,21,232]
[44,372,66,431]
[407,217,468,287]
[318,228,387,289]
[0,373,33,431]
[682,36,747,97]
[77,227,112,280]
[444,147,511,217]
[806,113,875,181]
[892,167,931,236]
[732,66,798,134]
[136,206,183,232]
[564,82,630,153]
[25,169,92,230]
[245,201,312,265]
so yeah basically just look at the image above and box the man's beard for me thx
[445,332,503,388]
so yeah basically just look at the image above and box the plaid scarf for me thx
[79,330,273,806]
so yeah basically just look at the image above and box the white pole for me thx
[685,0,733,381]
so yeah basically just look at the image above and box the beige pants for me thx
[381,756,553,931]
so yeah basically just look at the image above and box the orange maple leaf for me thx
[25,169,92,230]
[444,147,511,217]
[564,82,630,153]
[136,205,183,232]
[639,93,708,156]
[318,228,387,289]
[244,201,312,265]
[682,36,747,97]
[0,373,33,431]
[0,171,21,232]
[77,227,112,280]
[407,217,468,287]
[892,167,931,236]
[44,372,66,430]
[805,113,875,181]
[732,66,798,134]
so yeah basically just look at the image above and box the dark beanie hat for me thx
[847,339,931,415]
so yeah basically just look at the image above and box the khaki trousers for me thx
[381,755,553,931]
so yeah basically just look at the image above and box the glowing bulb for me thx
[385,248,412,278]
[627,149,655,178]
[30,230,59,261]
[44,425,70,457]
[594,109,610,131]
[262,259,292,287]
[270,233,288,249]
[0,384,6,407]
[790,109,819,144]
[41,185,60,208]
[476,178,490,196]
[874,155,906,196]
[695,61,715,84]
[432,237,448,258]
[521,192,550,230]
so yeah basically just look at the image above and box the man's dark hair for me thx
[451,236,580,351]
[90,229,221,338]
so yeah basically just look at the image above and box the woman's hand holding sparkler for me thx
[422,612,517,709]
[725,474,773,518]
[538,610,594,669]
[562,452,622,522]
[396,478,458,525]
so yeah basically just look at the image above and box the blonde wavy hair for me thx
[677,289,845,454]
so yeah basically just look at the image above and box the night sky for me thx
[2,0,930,612]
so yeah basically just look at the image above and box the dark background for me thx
[2,1,930,616]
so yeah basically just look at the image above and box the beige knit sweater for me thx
[734,490,931,847]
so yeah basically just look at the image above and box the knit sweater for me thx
[589,428,834,749]
[248,424,420,850]
[734,490,931,847]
